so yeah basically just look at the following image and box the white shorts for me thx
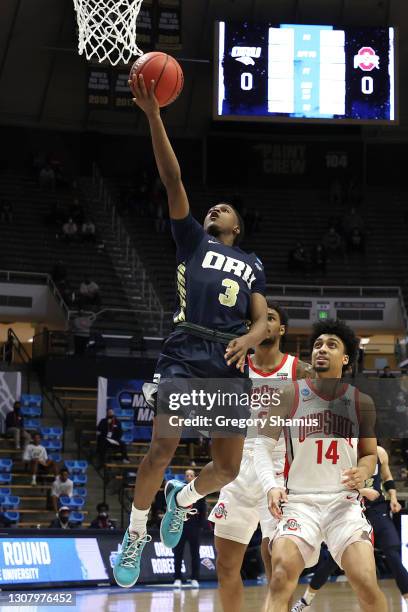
[271,491,373,569]
[208,450,283,545]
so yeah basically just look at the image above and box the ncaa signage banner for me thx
[97,377,154,425]
[0,538,108,585]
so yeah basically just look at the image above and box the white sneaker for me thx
[173,579,182,588]
[190,579,199,588]
[122,458,131,464]
[291,599,309,612]
[31,475,37,486]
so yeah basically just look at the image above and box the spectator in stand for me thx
[51,260,67,284]
[49,506,76,529]
[0,200,13,224]
[89,502,117,529]
[348,228,365,254]
[70,310,96,355]
[70,199,85,226]
[342,206,365,237]
[62,218,78,243]
[322,226,345,260]
[5,401,31,449]
[96,408,130,466]
[79,278,101,308]
[288,241,310,273]
[173,469,207,588]
[380,366,395,379]
[23,432,58,486]
[81,219,96,242]
[50,468,74,513]
[39,165,56,190]
[311,243,327,274]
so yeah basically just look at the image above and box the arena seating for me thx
[0,174,130,319]
[108,181,407,315]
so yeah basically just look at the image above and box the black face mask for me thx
[60,515,69,524]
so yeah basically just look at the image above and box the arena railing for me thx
[92,164,164,324]
[0,269,70,322]
[266,284,408,332]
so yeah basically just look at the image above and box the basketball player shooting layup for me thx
[113,73,268,588]
[209,302,313,612]
[255,319,388,612]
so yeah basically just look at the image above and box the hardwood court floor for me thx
[67,580,406,611]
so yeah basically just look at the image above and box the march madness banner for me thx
[0,538,108,585]
[97,377,154,425]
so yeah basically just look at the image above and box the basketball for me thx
[129,52,184,107]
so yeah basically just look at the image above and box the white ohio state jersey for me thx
[284,379,360,493]
[246,353,298,454]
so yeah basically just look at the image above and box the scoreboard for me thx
[214,22,397,124]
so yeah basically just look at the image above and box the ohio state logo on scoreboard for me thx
[354,47,380,72]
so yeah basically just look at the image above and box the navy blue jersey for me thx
[365,458,385,508]
[171,213,266,335]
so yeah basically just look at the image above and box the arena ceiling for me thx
[0,0,406,135]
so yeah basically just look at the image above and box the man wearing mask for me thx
[96,408,130,466]
[89,502,117,529]
[173,469,207,588]
[49,506,76,529]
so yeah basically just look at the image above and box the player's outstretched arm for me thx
[378,445,402,513]
[129,73,189,220]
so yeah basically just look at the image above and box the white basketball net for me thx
[73,0,144,66]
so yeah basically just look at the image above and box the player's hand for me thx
[342,467,368,490]
[390,498,402,513]
[129,73,160,118]
[359,487,380,502]
[225,336,251,372]
[267,487,288,519]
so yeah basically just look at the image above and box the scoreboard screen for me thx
[214,22,397,124]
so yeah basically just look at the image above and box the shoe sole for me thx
[113,568,139,589]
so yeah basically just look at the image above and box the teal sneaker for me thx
[113,529,151,588]
[160,480,197,548]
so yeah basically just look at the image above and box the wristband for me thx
[384,480,396,492]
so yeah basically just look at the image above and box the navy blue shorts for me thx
[144,330,250,435]
[156,330,248,379]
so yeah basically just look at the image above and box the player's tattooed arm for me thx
[129,73,189,220]
[343,392,377,490]
[225,293,268,372]
[296,359,315,380]
[378,445,402,513]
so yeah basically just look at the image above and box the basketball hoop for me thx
[73,0,144,66]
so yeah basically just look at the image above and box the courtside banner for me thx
[97,377,154,425]
[0,537,108,585]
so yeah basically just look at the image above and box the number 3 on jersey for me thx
[315,440,339,464]
[219,278,240,307]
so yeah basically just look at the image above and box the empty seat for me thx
[0,459,13,473]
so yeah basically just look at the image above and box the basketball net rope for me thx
[73,0,143,66]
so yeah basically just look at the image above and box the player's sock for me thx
[176,478,202,508]
[303,588,316,606]
[129,504,149,537]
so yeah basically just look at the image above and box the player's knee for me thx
[270,560,293,593]
[350,568,380,601]
[216,555,241,582]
